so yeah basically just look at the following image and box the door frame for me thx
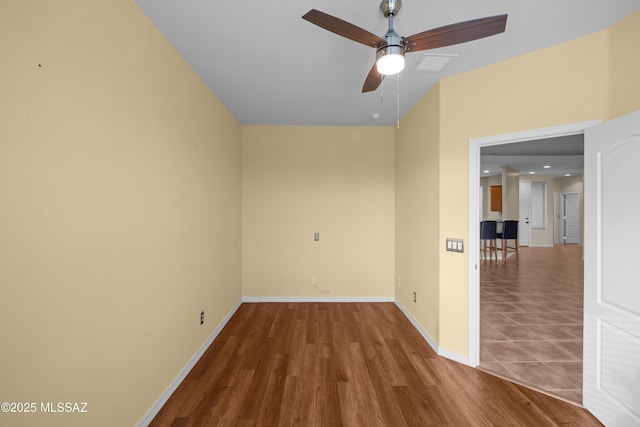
[467,119,601,367]
[519,180,531,247]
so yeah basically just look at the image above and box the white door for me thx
[518,181,530,246]
[561,193,581,244]
[584,110,640,426]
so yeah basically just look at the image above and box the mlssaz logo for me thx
[40,402,88,413]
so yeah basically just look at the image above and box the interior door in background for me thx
[561,192,581,244]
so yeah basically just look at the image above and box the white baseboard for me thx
[438,347,471,366]
[393,300,439,352]
[137,298,243,427]
[242,296,395,303]
[394,299,471,366]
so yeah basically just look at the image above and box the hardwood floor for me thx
[150,302,601,426]
[479,245,584,403]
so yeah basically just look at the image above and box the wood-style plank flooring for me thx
[150,302,602,426]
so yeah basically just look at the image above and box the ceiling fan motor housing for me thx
[378,0,406,66]
[380,0,402,17]
[376,31,405,58]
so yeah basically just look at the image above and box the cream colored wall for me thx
[395,84,441,342]
[609,11,640,119]
[439,28,613,352]
[418,10,639,355]
[2,3,636,424]
[425,30,611,355]
[502,166,520,221]
[0,1,241,426]
[242,126,395,298]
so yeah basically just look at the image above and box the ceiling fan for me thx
[303,0,507,92]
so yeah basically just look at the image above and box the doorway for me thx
[468,120,601,397]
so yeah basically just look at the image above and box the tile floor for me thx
[479,244,584,404]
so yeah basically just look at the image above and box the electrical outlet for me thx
[412,291,416,303]
[311,276,317,285]
[397,277,401,287]
[200,311,205,325]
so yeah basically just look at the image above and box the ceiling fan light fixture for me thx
[376,44,405,75]
[302,7,507,93]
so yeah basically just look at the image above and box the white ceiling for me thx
[134,0,640,126]
[480,134,584,178]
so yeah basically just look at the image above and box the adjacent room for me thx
[477,136,585,403]
[1,1,639,426]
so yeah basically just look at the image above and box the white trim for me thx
[437,347,471,366]
[137,298,243,427]
[394,300,439,352]
[243,296,395,303]
[528,244,555,247]
[470,120,603,146]
[468,119,603,368]
[468,142,481,366]
[394,300,471,366]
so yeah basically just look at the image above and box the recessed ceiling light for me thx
[543,165,551,169]
[483,170,490,174]
[564,173,571,176]
[529,171,536,174]
[370,112,381,120]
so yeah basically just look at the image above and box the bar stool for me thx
[499,220,519,264]
[480,221,498,262]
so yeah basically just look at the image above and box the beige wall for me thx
[396,10,640,355]
[438,31,610,353]
[394,84,441,342]
[609,11,640,118]
[2,2,638,425]
[502,167,520,221]
[0,1,241,426]
[242,126,395,298]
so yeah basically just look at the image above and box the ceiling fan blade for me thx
[405,14,507,52]
[303,9,385,48]
[362,63,383,93]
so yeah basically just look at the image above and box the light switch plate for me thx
[446,238,464,253]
